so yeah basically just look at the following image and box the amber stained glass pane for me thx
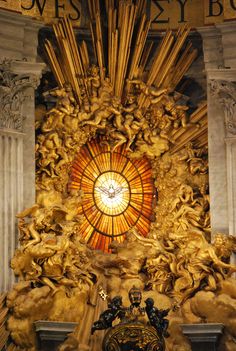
[69,137,156,252]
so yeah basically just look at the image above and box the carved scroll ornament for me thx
[210,79,236,135]
[0,60,39,131]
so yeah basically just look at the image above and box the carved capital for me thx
[209,79,236,135]
[0,59,40,131]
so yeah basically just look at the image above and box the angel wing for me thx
[96,186,111,196]
[113,186,128,196]
[95,185,128,198]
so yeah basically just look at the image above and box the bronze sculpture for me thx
[91,296,124,334]
[91,287,170,351]
[145,298,170,338]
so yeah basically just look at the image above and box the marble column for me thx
[197,24,236,243]
[225,137,236,236]
[206,71,228,234]
[197,27,228,235]
[213,22,236,243]
[0,129,24,292]
[207,73,236,238]
[0,9,45,293]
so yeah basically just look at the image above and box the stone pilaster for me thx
[206,72,228,234]
[197,26,228,235]
[8,60,45,209]
[197,26,224,70]
[0,129,24,292]
[0,9,45,292]
[198,23,236,239]
[0,60,45,292]
[208,75,236,239]
[226,137,236,235]
[217,22,236,69]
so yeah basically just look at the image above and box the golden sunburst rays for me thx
[45,0,197,104]
[170,102,208,153]
[89,0,197,99]
[45,16,90,104]
[69,137,155,252]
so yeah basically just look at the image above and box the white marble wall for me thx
[0,9,45,292]
[0,9,42,61]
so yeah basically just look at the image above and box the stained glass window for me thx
[69,137,156,252]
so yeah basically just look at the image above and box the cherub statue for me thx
[47,83,75,115]
[87,64,101,97]
[145,298,170,338]
[213,233,236,262]
[128,79,167,101]
[108,127,128,152]
[98,76,113,103]
[91,296,124,334]
[82,97,121,129]
[171,184,194,211]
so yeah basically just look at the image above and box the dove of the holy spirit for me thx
[96,184,128,199]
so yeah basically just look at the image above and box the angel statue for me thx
[145,298,170,338]
[91,296,124,334]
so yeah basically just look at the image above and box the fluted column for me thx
[0,130,24,291]
[225,137,236,236]
[207,74,236,238]
[197,26,228,235]
[0,60,45,292]
[206,72,228,234]
[198,24,236,241]
[0,9,45,292]
[213,21,236,244]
